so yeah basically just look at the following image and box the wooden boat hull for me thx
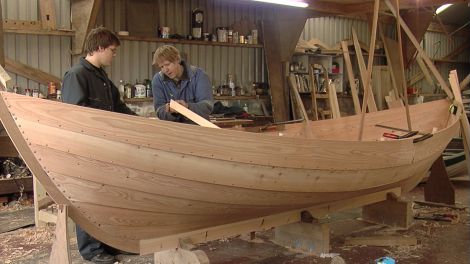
[0,92,461,253]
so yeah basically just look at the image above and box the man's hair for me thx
[153,45,181,65]
[84,26,120,55]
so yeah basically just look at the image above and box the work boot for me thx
[88,252,116,264]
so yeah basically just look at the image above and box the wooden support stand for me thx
[154,238,209,264]
[362,193,412,229]
[33,176,76,236]
[273,218,329,255]
[424,156,455,205]
[49,204,71,264]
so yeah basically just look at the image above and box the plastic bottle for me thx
[228,74,235,96]
[118,80,125,100]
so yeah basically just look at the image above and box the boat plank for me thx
[26,128,412,193]
[50,171,295,216]
[38,146,374,204]
[72,202,251,240]
[10,104,417,171]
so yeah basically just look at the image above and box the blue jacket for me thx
[152,61,213,123]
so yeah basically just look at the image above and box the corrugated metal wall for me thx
[301,16,470,94]
[96,0,267,89]
[1,0,71,95]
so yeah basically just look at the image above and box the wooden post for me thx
[424,156,455,205]
[274,221,329,256]
[39,0,57,30]
[154,238,209,264]
[71,0,102,55]
[33,176,47,227]
[49,204,72,264]
[362,193,412,229]
[341,41,361,114]
[0,1,5,67]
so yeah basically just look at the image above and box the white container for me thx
[134,84,146,98]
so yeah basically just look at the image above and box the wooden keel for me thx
[49,204,71,264]
[140,188,401,254]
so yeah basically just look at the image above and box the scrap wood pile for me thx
[0,158,31,180]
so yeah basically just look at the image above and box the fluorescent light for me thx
[436,4,452,15]
[251,0,309,8]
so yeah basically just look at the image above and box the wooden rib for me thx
[460,74,470,91]
[384,0,453,100]
[351,28,378,113]
[288,74,313,138]
[324,68,341,119]
[394,0,412,131]
[169,99,219,128]
[448,70,470,175]
[358,0,380,140]
[341,41,361,114]
[309,66,319,120]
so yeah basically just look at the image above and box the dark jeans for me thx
[76,225,106,260]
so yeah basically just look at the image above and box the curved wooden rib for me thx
[0,91,460,253]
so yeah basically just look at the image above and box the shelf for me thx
[123,97,153,103]
[119,36,263,48]
[4,28,75,36]
[215,95,269,100]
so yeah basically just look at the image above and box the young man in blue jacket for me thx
[62,26,134,264]
[152,45,213,123]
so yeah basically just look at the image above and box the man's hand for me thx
[176,100,188,108]
[166,100,188,113]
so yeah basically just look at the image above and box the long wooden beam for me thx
[394,0,412,131]
[358,0,380,140]
[0,2,4,67]
[351,28,377,113]
[385,0,453,100]
[5,58,61,87]
[305,0,467,16]
[169,100,220,129]
[71,0,102,55]
[341,41,361,114]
